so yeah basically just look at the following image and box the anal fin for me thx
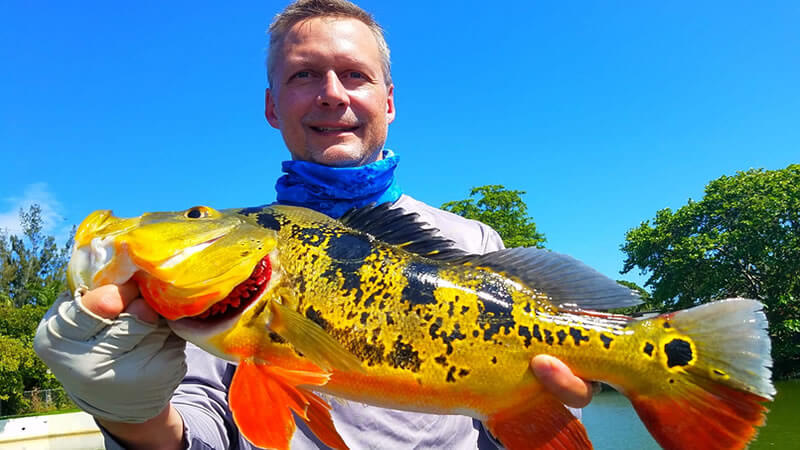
[486,393,592,450]
[229,359,349,450]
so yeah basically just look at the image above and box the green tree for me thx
[0,204,72,307]
[442,185,546,248]
[0,205,73,415]
[621,165,800,378]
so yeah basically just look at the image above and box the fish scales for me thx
[66,203,776,450]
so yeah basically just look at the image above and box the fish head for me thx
[68,206,278,320]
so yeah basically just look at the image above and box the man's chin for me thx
[308,145,382,167]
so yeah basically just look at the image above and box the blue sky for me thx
[2,1,798,289]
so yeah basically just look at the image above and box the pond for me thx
[582,379,799,449]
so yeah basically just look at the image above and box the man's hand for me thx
[34,283,186,450]
[531,355,594,408]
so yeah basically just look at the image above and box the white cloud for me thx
[0,183,67,240]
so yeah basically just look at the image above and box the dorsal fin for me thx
[454,247,642,310]
[339,203,471,261]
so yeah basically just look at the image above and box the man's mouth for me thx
[310,125,359,133]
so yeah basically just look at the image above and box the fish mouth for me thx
[191,254,272,322]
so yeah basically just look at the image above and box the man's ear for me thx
[265,88,281,129]
[386,84,396,124]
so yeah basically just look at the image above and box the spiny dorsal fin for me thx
[454,247,642,310]
[339,202,471,261]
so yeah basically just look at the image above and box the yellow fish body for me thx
[68,204,775,450]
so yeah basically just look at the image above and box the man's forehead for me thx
[281,16,377,51]
[277,17,381,67]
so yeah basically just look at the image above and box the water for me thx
[583,379,799,449]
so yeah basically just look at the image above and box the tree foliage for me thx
[0,205,71,415]
[621,165,800,377]
[0,204,72,307]
[441,185,546,248]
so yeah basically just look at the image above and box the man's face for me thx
[265,17,395,167]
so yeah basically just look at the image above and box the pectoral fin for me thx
[229,359,349,450]
[486,393,591,450]
[269,300,364,373]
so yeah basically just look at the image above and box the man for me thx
[34,1,593,448]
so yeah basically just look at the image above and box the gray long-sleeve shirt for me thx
[104,195,506,449]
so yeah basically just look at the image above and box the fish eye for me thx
[185,207,210,219]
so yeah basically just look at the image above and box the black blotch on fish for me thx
[388,337,421,372]
[429,318,466,355]
[305,306,330,331]
[339,333,384,367]
[326,233,373,261]
[363,293,379,308]
[518,326,532,347]
[291,226,327,247]
[556,330,567,345]
[321,260,362,292]
[491,356,498,364]
[385,312,395,325]
[476,278,515,341]
[643,342,655,357]
[402,262,440,306]
[458,368,470,378]
[461,305,469,314]
[532,324,543,343]
[238,206,266,215]
[360,312,369,326]
[664,338,693,368]
[599,334,614,349]
[446,366,457,383]
[663,322,671,329]
[256,212,282,231]
[269,332,286,343]
[569,327,589,346]
[543,329,554,345]
[434,355,448,366]
[472,330,479,338]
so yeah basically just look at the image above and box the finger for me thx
[124,298,159,324]
[80,282,141,319]
[531,354,593,408]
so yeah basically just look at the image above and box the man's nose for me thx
[317,72,349,107]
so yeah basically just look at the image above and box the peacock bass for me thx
[67,203,775,450]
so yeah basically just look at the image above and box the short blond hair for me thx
[267,0,392,87]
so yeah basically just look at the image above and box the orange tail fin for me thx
[485,393,592,450]
[631,381,769,450]
[626,299,775,450]
[229,359,349,450]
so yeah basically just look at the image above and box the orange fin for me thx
[630,380,769,450]
[625,298,774,450]
[486,393,592,450]
[229,359,349,450]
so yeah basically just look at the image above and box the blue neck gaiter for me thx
[275,150,403,218]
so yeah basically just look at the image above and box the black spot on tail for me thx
[643,342,655,356]
[664,338,693,368]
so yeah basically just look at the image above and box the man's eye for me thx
[291,71,311,80]
[347,72,365,79]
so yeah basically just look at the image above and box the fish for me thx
[66,203,776,450]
